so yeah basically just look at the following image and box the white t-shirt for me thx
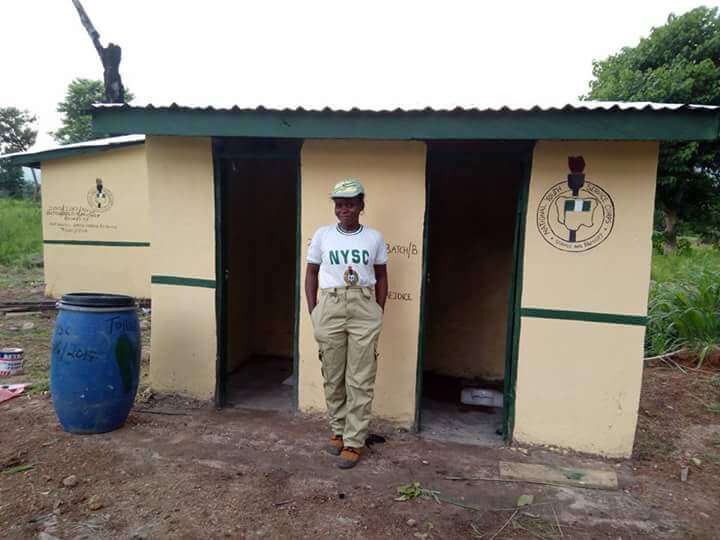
[307,224,388,288]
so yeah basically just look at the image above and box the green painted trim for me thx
[413,143,432,432]
[6,140,144,168]
[503,147,534,442]
[151,275,216,289]
[212,144,227,408]
[92,108,720,141]
[521,308,647,326]
[292,143,303,412]
[43,240,150,247]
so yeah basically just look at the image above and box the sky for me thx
[1,0,718,149]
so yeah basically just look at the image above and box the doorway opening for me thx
[216,139,300,412]
[419,141,531,445]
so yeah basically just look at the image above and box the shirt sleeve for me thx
[307,228,323,264]
[374,232,389,265]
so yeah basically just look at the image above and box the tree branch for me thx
[71,0,104,60]
[69,0,125,103]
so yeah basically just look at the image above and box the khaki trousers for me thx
[311,286,383,448]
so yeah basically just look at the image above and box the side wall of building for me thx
[298,140,426,425]
[513,140,658,457]
[145,136,217,399]
[41,145,151,298]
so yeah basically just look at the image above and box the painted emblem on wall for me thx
[536,156,615,252]
[87,178,114,212]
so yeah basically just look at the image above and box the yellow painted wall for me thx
[44,245,149,297]
[41,145,150,298]
[514,141,658,457]
[299,140,426,425]
[145,136,217,399]
[149,284,217,397]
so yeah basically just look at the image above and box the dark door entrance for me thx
[416,141,533,444]
[214,139,302,411]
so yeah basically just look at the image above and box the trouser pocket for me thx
[311,293,326,330]
[360,287,383,318]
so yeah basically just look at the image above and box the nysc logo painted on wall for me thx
[536,156,615,253]
[87,178,114,212]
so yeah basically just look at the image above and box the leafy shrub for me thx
[652,231,664,255]
[676,237,693,256]
[646,265,720,365]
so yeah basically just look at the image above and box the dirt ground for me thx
[1,270,719,539]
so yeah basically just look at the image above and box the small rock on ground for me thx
[62,475,78,488]
[88,495,104,511]
[138,387,154,403]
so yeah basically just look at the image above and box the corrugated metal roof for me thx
[1,135,145,160]
[1,135,145,167]
[90,100,720,141]
[91,100,718,113]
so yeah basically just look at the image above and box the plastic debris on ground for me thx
[0,383,31,404]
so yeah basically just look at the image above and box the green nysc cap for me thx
[330,178,365,198]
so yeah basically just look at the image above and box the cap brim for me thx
[330,192,363,198]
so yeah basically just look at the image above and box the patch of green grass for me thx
[26,379,49,396]
[705,402,720,414]
[1,464,34,475]
[646,247,720,362]
[0,264,44,294]
[651,246,720,284]
[0,198,42,267]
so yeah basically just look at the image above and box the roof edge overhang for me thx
[3,137,145,168]
[90,106,720,142]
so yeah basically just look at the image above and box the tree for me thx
[51,78,133,145]
[0,162,26,198]
[584,6,720,252]
[0,107,38,198]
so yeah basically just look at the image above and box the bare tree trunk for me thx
[29,168,40,201]
[70,0,125,103]
[662,207,678,254]
[70,0,104,57]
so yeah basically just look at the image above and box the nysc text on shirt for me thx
[307,224,388,289]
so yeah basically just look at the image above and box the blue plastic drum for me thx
[50,293,141,433]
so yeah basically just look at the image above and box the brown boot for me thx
[337,447,362,469]
[327,434,343,456]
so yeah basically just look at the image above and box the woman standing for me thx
[305,179,388,469]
